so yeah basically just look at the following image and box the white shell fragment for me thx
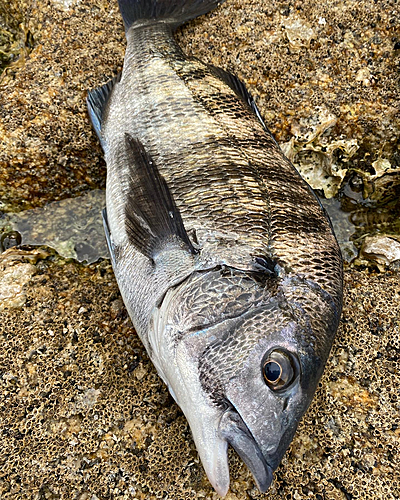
[371,158,392,177]
[283,16,316,49]
[0,257,36,310]
[360,235,400,269]
[281,106,359,198]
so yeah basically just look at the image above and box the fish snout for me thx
[218,409,274,493]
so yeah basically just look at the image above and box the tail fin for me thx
[118,0,224,31]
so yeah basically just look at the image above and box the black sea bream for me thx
[87,0,343,495]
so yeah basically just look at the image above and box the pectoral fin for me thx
[123,134,198,261]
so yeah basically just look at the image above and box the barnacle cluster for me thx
[1,253,399,499]
[0,1,33,79]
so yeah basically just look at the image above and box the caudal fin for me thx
[118,0,225,31]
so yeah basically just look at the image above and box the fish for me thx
[86,0,343,496]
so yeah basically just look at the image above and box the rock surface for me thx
[1,190,107,263]
[0,0,399,499]
[1,0,399,211]
[0,256,399,499]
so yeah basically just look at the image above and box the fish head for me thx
[217,314,324,487]
[153,271,339,496]
[197,303,329,494]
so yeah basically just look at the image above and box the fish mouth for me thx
[219,408,274,492]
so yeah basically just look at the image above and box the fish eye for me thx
[262,349,298,392]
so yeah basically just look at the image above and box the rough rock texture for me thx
[0,0,399,499]
[0,0,124,211]
[1,0,399,212]
[0,253,399,499]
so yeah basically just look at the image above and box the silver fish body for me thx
[87,0,343,495]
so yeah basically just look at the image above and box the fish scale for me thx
[87,0,343,496]
[112,24,340,288]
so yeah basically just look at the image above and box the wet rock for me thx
[0,230,21,251]
[0,190,107,263]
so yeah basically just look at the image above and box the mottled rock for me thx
[0,256,399,499]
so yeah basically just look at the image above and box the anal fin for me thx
[123,134,198,261]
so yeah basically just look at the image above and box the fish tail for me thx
[118,0,225,31]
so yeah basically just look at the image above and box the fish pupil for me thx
[264,361,281,383]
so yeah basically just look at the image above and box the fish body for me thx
[87,0,343,495]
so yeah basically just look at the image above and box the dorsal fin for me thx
[209,65,276,141]
[87,73,121,143]
[209,65,251,105]
[123,134,197,260]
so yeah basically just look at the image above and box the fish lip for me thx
[218,407,274,493]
